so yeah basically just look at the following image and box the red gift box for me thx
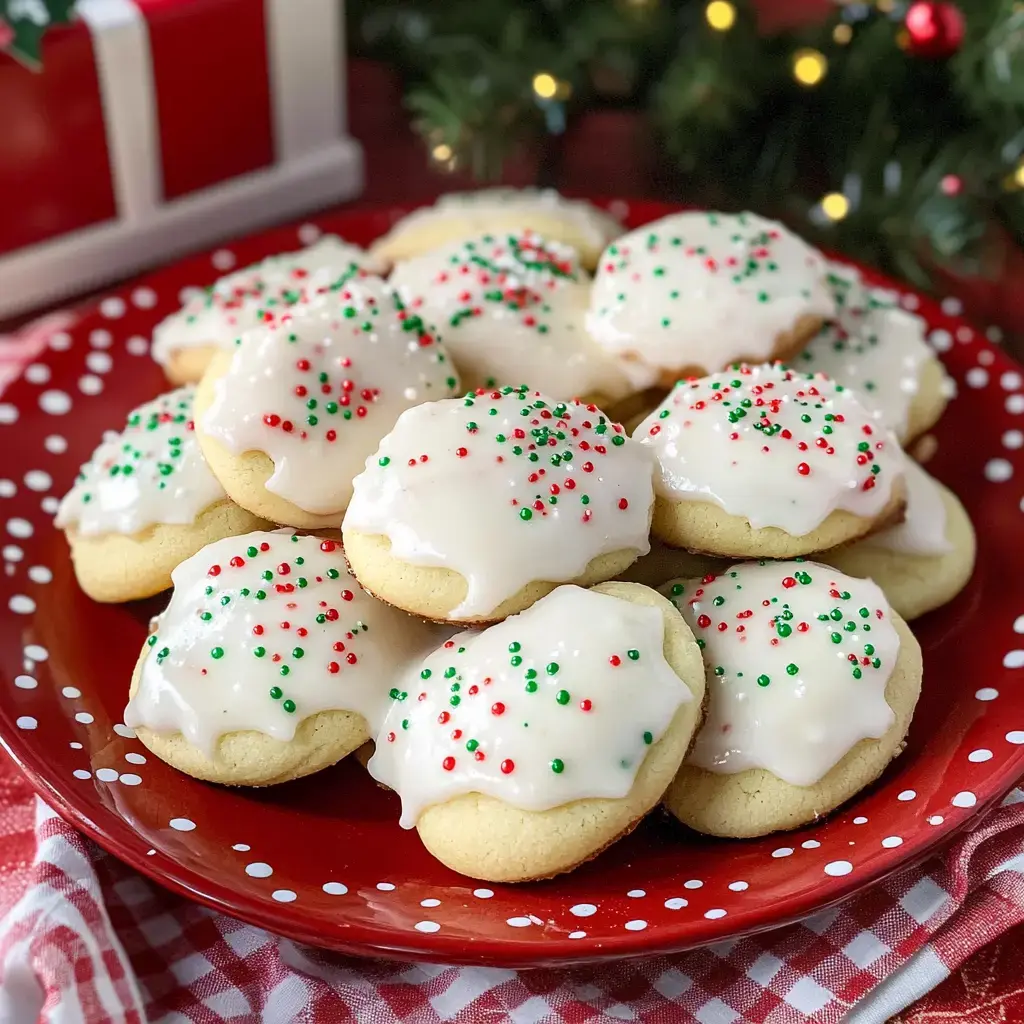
[0,0,363,317]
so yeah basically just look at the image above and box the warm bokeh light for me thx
[833,23,853,44]
[431,143,453,162]
[792,48,828,86]
[705,1,737,31]
[821,192,850,220]
[532,72,558,99]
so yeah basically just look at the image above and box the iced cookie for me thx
[820,459,975,620]
[636,363,906,558]
[796,264,951,443]
[343,387,655,623]
[587,211,834,389]
[367,582,705,882]
[56,387,269,603]
[660,561,922,837]
[124,530,440,786]
[371,189,623,269]
[152,236,385,385]
[388,231,631,404]
[195,276,461,529]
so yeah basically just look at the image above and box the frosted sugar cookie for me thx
[388,231,631,404]
[56,386,269,603]
[636,363,906,558]
[660,561,922,837]
[342,387,655,623]
[796,264,951,443]
[820,458,975,620]
[124,531,440,786]
[367,582,705,881]
[371,189,623,269]
[195,276,461,529]
[587,211,834,389]
[152,236,384,385]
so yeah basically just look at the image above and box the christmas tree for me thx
[349,0,1024,291]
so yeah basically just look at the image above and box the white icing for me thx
[343,388,654,619]
[56,386,224,536]
[636,364,903,536]
[124,531,440,754]
[797,263,937,439]
[861,457,953,556]
[662,561,898,785]
[389,232,631,401]
[200,276,460,515]
[368,585,691,827]
[587,211,835,387]
[151,237,383,364]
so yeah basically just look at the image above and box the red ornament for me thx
[904,2,965,59]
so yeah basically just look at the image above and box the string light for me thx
[792,48,828,87]
[1015,160,1024,189]
[705,1,736,31]
[431,143,453,162]
[532,72,557,100]
[821,193,850,221]
[833,23,853,44]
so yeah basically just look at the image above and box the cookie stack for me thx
[56,192,975,883]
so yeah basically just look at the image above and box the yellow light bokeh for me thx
[876,0,894,12]
[705,0,736,31]
[532,72,557,100]
[1015,160,1024,188]
[431,143,453,162]
[821,193,850,221]
[792,48,828,87]
[833,23,853,44]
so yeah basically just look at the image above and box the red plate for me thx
[1,201,1023,967]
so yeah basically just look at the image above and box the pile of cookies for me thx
[56,191,976,883]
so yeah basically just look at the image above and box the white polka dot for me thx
[9,595,35,614]
[568,931,586,939]
[245,861,272,876]
[100,297,126,319]
[28,566,52,584]
[624,920,647,931]
[976,688,999,701]
[61,686,80,698]
[728,881,749,891]
[125,752,146,764]
[704,909,727,920]
[957,326,974,343]
[0,404,18,425]
[272,889,297,903]
[881,836,903,848]
[89,329,112,349]
[95,768,118,782]
[14,675,36,689]
[1014,616,1024,634]
[824,860,853,876]
[73,769,91,780]
[69,742,82,750]
[146,849,156,856]
[664,898,688,910]
[1004,431,1024,450]
[43,435,67,454]
[978,349,995,366]
[929,329,953,352]
[25,363,51,385]
[928,815,944,825]
[683,879,704,889]
[85,351,113,374]
[376,882,395,891]
[24,470,51,492]
[1008,395,1024,415]
[211,249,236,271]
[411,920,441,934]
[506,917,531,928]
[113,724,136,738]
[626,889,646,898]
[39,390,71,415]
[119,773,142,786]
[1006,731,1024,744]
[232,843,251,852]
[298,223,321,245]
[126,336,148,356]
[966,367,988,388]
[1002,371,1023,391]
[179,286,202,304]
[7,518,32,538]
[2,545,21,562]
[23,645,45,663]
[952,791,977,808]
[985,458,1013,482]
[570,903,597,917]
[473,889,493,899]
[1003,651,1024,669]
[48,332,72,351]
[40,497,58,515]
[772,847,794,858]
[78,375,103,396]
[74,712,94,724]
[420,898,441,908]
[131,287,157,308]
[941,296,964,315]
[801,840,821,849]
[897,790,917,801]
[16,716,37,730]
[607,199,629,219]
[323,882,348,895]
[968,749,993,762]
[0,481,16,498]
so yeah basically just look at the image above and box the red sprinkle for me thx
[442,756,456,771]
[500,759,515,775]
[491,702,506,716]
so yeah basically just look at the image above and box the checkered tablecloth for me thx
[2,317,1024,1024]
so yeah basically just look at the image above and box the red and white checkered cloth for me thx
[3,318,1024,1023]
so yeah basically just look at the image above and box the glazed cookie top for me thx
[636,363,903,536]
[368,585,692,828]
[343,387,655,618]
[151,236,383,365]
[388,231,631,401]
[861,457,953,556]
[797,264,942,439]
[200,275,461,515]
[662,561,899,785]
[586,211,835,387]
[124,531,439,752]
[56,386,224,537]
